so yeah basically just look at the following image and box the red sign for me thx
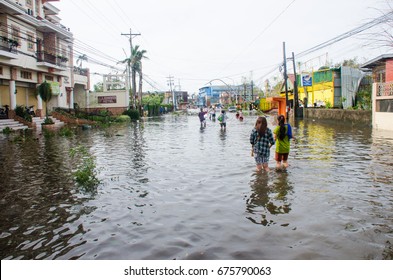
[98,96,117,104]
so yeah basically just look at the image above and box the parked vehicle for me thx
[0,105,9,119]
[228,106,237,112]
[25,105,36,117]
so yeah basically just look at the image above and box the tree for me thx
[119,45,147,111]
[362,1,393,50]
[93,82,103,92]
[35,81,53,122]
[77,54,88,68]
[133,46,148,111]
[334,57,361,68]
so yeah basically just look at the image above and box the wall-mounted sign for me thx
[301,74,312,87]
[47,81,60,95]
[98,96,117,104]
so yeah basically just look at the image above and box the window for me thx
[27,33,34,52]
[0,67,3,75]
[21,71,32,80]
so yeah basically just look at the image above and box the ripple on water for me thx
[1,117,393,259]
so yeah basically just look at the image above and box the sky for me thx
[55,0,392,94]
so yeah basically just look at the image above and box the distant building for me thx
[198,83,259,108]
[282,67,365,109]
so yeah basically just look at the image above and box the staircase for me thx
[32,116,65,127]
[0,119,29,132]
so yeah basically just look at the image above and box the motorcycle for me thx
[25,105,36,117]
[0,105,9,119]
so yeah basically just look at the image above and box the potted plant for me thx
[35,81,54,125]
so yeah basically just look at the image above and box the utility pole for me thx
[121,28,141,109]
[167,75,175,111]
[291,52,300,117]
[283,42,289,121]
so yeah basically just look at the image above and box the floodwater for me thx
[0,112,392,260]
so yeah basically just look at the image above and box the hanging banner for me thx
[47,81,61,95]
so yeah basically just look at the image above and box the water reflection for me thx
[246,171,292,226]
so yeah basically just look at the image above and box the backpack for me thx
[218,114,223,122]
[286,124,292,140]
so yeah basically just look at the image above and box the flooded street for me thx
[0,113,392,260]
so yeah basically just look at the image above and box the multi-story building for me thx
[0,0,89,118]
[362,54,393,131]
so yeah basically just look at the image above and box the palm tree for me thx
[132,46,148,111]
[119,45,147,110]
[77,54,88,68]
[36,81,53,123]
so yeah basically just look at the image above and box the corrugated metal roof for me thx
[361,54,393,69]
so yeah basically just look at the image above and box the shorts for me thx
[275,152,289,162]
[255,154,269,164]
[220,122,226,128]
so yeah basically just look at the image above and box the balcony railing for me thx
[73,66,89,76]
[36,51,68,68]
[0,37,18,53]
[377,82,393,97]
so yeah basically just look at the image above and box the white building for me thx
[0,0,89,118]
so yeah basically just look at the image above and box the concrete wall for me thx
[304,108,372,126]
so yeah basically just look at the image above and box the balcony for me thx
[36,51,68,70]
[0,37,18,59]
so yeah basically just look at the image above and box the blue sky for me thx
[56,0,391,93]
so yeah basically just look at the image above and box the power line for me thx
[216,0,297,76]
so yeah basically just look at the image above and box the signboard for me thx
[301,74,312,87]
[98,96,117,104]
[47,81,60,95]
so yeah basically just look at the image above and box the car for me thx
[228,106,237,112]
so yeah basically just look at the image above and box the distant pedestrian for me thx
[274,115,295,170]
[250,116,275,172]
[198,107,207,128]
[218,110,227,130]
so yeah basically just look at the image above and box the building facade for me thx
[362,54,393,131]
[0,0,89,118]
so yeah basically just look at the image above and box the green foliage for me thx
[43,117,54,125]
[115,115,131,122]
[58,127,74,137]
[325,100,333,109]
[356,85,372,110]
[15,105,32,122]
[70,145,100,189]
[123,109,140,120]
[93,82,103,92]
[36,81,52,103]
[42,128,55,138]
[36,81,53,119]
[2,127,13,134]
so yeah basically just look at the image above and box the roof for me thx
[361,54,393,69]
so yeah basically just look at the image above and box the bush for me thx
[15,105,32,122]
[58,127,74,137]
[115,115,131,122]
[70,146,100,190]
[123,109,140,120]
[2,127,13,134]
